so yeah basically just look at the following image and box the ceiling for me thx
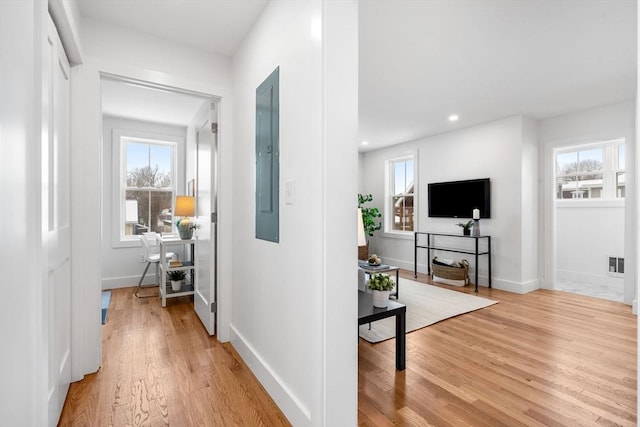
[74,0,268,57]
[76,1,637,147]
[359,0,636,151]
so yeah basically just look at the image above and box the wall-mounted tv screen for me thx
[428,178,491,219]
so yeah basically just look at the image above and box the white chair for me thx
[135,232,176,298]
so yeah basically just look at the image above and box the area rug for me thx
[359,278,498,343]
[101,291,112,325]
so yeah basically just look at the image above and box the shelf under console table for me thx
[158,235,197,307]
[414,232,491,293]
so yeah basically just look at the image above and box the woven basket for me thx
[432,258,469,282]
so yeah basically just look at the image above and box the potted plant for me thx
[367,273,395,307]
[167,270,186,292]
[358,193,382,259]
[456,220,473,236]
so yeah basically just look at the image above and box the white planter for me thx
[372,290,390,308]
[171,280,182,292]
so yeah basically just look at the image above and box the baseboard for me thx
[229,324,309,427]
[633,299,638,315]
[101,275,158,290]
[385,256,538,294]
[491,278,539,294]
[384,256,415,273]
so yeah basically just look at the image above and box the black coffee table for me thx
[358,291,406,370]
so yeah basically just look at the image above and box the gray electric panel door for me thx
[255,67,279,243]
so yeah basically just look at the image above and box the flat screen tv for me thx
[428,178,491,219]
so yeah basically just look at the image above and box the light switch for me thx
[286,181,295,205]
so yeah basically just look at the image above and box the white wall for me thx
[80,17,231,86]
[556,204,625,283]
[231,1,358,425]
[539,101,636,304]
[360,116,532,293]
[520,117,539,286]
[100,115,188,290]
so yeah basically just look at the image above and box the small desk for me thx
[358,261,401,299]
[358,291,406,371]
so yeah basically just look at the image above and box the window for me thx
[118,135,177,241]
[616,144,625,198]
[555,139,625,200]
[387,156,415,232]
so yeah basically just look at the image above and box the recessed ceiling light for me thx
[448,114,459,122]
[362,141,369,146]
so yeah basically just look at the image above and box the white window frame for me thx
[614,143,626,198]
[555,138,625,203]
[111,129,182,248]
[384,154,417,237]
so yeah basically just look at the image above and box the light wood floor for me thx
[60,273,636,426]
[59,288,291,426]
[359,270,637,426]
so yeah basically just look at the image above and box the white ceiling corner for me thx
[74,0,268,56]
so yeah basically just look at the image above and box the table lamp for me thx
[472,208,481,237]
[357,208,367,289]
[358,208,367,247]
[175,196,195,239]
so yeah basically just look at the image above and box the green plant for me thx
[367,273,395,292]
[456,220,474,230]
[358,193,382,238]
[167,270,186,281]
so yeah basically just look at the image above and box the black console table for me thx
[414,232,491,292]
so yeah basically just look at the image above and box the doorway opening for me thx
[99,74,219,333]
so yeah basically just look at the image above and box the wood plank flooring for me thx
[358,270,637,426]
[60,273,636,426]
[59,288,291,426]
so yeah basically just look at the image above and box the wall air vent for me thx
[608,256,624,275]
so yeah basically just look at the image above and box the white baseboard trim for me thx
[491,278,539,294]
[102,274,157,290]
[633,299,638,315]
[388,257,539,294]
[229,324,309,427]
[384,257,416,273]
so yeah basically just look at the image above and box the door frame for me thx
[70,64,234,380]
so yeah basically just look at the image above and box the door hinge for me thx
[210,302,217,313]
[211,212,217,223]
[211,123,218,133]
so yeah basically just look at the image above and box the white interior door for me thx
[194,113,217,335]
[44,15,72,425]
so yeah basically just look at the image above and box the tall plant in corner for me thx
[358,194,382,259]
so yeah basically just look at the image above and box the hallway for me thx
[59,289,290,426]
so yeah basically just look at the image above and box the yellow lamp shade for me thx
[175,196,195,217]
